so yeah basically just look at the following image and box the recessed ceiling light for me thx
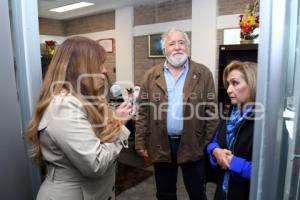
[50,2,94,13]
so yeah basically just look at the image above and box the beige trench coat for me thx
[36,94,129,200]
[135,60,219,164]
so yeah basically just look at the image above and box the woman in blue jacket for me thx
[207,60,257,200]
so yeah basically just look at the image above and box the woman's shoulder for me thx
[38,93,83,131]
[46,92,87,120]
[52,91,82,106]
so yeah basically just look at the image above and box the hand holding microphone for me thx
[110,84,139,105]
[114,102,133,125]
[110,84,133,124]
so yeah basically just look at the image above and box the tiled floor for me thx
[116,141,216,200]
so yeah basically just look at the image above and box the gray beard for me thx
[167,53,188,67]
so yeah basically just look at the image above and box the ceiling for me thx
[38,0,161,20]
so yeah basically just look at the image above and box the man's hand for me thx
[136,149,148,157]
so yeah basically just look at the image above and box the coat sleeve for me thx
[48,96,130,178]
[134,74,150,150]
[206,130,220,168]
[229,156,252,179]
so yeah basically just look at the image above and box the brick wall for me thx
[65,12,115,35]
[39,12,115,36]
[134,0,191,26]
[39,18,65,36]
[134,5,156,25]
[219,0,256,15]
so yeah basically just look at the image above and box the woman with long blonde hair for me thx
[27,36,132,200]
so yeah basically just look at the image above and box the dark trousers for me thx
[153,138,207,200]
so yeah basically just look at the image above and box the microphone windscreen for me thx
[110,84,122,98]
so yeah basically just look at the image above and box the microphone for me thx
[110,84,124,103]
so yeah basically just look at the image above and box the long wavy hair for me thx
[26,36,121,165]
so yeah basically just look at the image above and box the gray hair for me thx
[160,28,191,52]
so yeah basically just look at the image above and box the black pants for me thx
[153,138,207,200]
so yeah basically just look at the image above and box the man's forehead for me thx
[167,32,184,40]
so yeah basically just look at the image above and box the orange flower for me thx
[239,0,259,40]
[45,40,56,46]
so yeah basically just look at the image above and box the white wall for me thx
[115,6,134,87]
[217,14,240,29]
[191,0,217,77]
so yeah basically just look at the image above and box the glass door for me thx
[282,0,300,198]
[251,0,300,199]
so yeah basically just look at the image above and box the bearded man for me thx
[135,28,218,200]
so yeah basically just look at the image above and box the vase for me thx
[46,46,55,56]
[240,39,254,44]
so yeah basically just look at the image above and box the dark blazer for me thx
[213,109,255,200]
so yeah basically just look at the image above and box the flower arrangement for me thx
[45,40,57,56]
[239,0,259,41]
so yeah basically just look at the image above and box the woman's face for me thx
[226,69,252,105]
[99,66,108,81]
[93,65,109,96]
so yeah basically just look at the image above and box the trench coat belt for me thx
[46,164,86,182]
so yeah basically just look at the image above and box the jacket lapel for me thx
[153,61,201,99]
[154,65,167,94]
[183,61,200,103]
